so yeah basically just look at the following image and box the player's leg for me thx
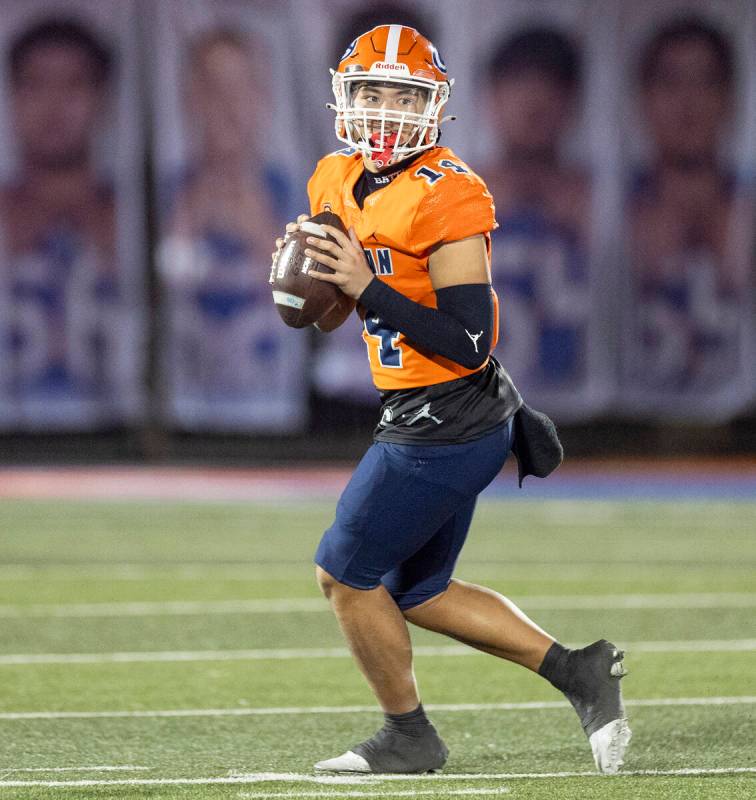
[314,569,447,774]
[384,494,554,670]
[316,568,419,714]
[403,579,554,668]
[400,562,629,773]
[313,445,472,773]
[313,427,512,773]
[382,429,629,774]
[403,580,630,772]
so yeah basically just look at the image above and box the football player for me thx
[273,25,630,775]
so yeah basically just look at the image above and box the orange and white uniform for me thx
[308,145,499,390]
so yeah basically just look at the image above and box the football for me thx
[270,211,354,329]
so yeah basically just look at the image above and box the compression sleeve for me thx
[358,279,493,370]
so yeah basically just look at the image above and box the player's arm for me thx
[307,228,494,369]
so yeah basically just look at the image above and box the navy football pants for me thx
[315,420,513,609]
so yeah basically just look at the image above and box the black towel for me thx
[511,403,564,487]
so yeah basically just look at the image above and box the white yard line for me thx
[0,564,279,581]
[627,639,756,653]
[0,599,328,617]
[0,767,754,788]
[2,639,756,666]
[208,767,756,781]
[2,592,756,618]
[516,592,756,610]
[1,695,754,721]
[236,790,510,798]
[0,766,149,773]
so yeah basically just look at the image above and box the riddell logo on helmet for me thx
[371,62,410,74]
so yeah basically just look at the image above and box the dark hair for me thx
[9,17,113,85]
[487,26,581,91]
[639,16,734,87]
[334,2,436,64]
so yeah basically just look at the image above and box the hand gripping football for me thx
[270,211,352,328]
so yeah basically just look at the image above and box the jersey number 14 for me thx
[364,315,402,368]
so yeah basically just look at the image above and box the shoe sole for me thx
[314,749,444,774]
[589,717,632,774]
[314,751,371,773]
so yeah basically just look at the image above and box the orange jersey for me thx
[308,146,499,391]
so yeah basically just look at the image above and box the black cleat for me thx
[314,722,449,774]
[563,639,631,774]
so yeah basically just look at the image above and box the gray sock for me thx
[538,641,573,692]
[383,704,431,738]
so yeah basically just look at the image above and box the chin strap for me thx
[369,131,398,169]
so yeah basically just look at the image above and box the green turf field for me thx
[0,498,754,799]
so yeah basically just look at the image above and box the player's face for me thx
[642,38,731,163]
[351,84,428,143]
[488,70,573,155]
[11,44,104,170]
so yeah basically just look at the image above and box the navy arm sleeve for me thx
[358,279,493,369]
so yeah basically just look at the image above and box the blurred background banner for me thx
[616,0,756,421]
[0,0,145,431]
[152,0,309,432]
[0,0,754,442]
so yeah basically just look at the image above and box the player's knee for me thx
[315,565,339,599]
[316,566,375,604]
